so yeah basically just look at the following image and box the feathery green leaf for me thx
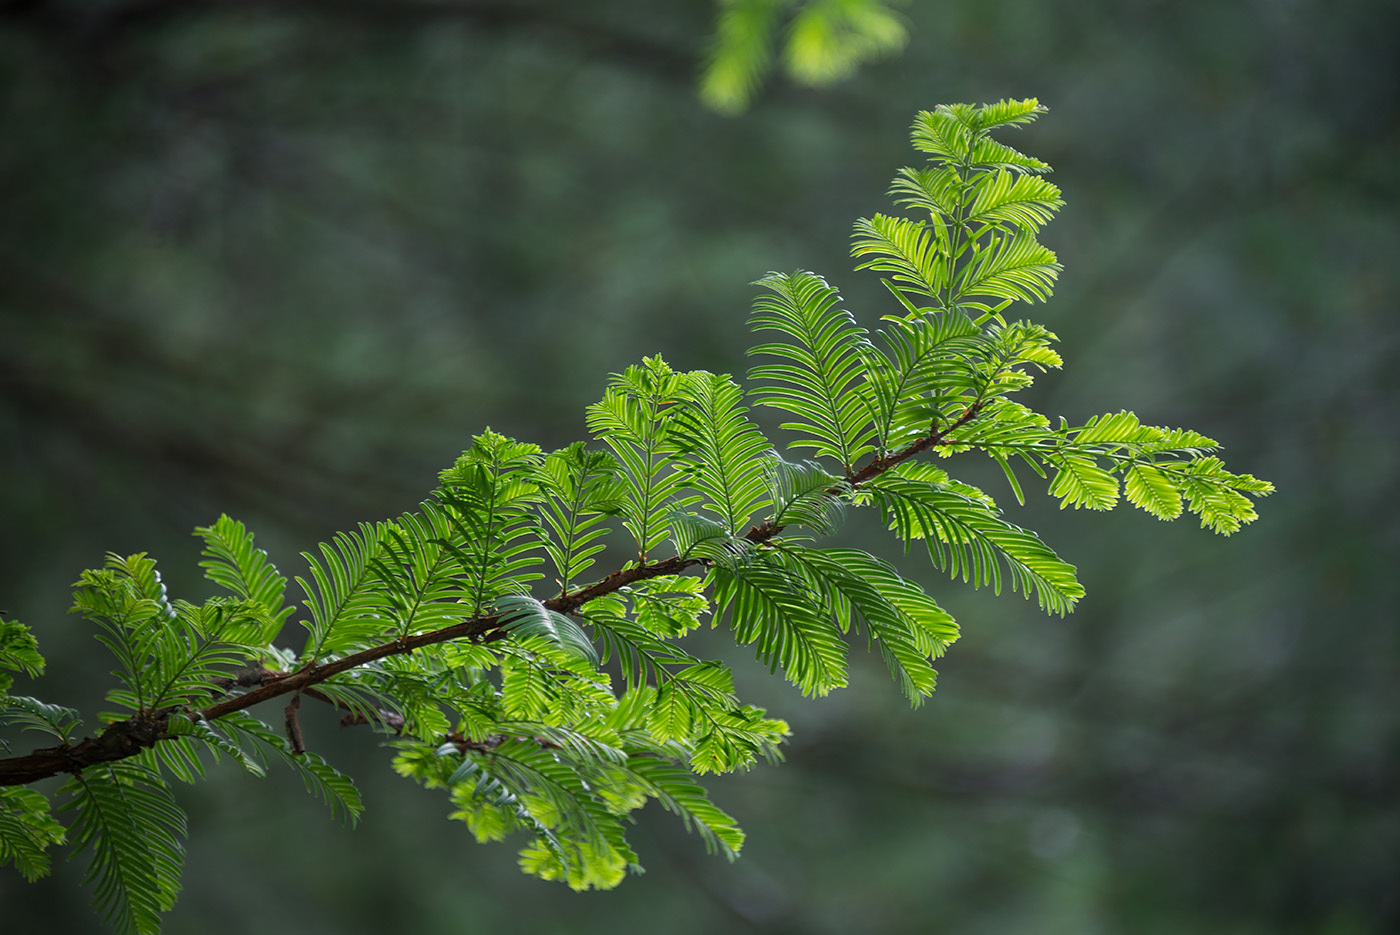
[194,515,295,643]
[61,763,185,935]
[0,786,66,882]
[710,552,848,696]
[666,370,773,532]
[747,270,879,469]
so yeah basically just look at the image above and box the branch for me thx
[847,402,984,486]
[0,415,983,787]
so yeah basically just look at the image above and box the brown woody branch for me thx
[283,695,306,755]
[847,402,983,486]
[0,403,984,787]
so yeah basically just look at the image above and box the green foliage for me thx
[69,554,273,717]
[0,102,1270,933]
[535,443,628,591]
[194,516,295,645]
[701,0,909,114]
[586,356,699,560]
[863,461,1084,614]
[0,787,66,882]
[666,370,774,532]
[0,615,45,697]
[61,764,186,935]
[1,695,83,745]
[748,271,879,471]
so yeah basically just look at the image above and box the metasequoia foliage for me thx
[701,0,908,114]
[0,101,1271,934]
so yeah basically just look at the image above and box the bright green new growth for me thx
[0,101,1271,934]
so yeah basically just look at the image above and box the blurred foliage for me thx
[0,0,1396,933]
[701,0,908,114]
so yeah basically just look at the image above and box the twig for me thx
[283,695,305,755]
[0,412,985,786]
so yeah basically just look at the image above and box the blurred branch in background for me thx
[0,0,694,80]
[2,0,908,114]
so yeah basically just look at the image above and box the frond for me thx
[908,106,976,162]
[1065,411,1218,459]
[497,594,599,666]
[863,307,982,449]
[783,0,908,86]
[499,652,557,721]
[165,714,266,777]
[699,0,782,115]
[69,554,174,713]
[955,228,1061,305]
[135,735,207,785]
[69,557,260,716]
[629,575,709,637]
[471,738,633,882]
[967,136,1053,173]
[625,659,740,744]
[667,511,753,566]
[0,616,44,695]
[291,753,365,827]
[583,610,699,693]
[1046,452,1122,510]
[535,443,627,589]
[375,503,475,638]
[668,660,737,704]
[688,705,789,774]
[61,763,185,935]
[647,680,695,742]
[0,786,66,882]
[623,755,744,858]
[972,97,1048,131]
[965,170,1064,233]
[1072,410,1164,446]
[1176,456,1273,534]
[309,671,404,732]
[193,515,294,643]
[368,659,451,741]
[948,321,1065,401]
[963,410,1270,530]
[296,522,393,659]
[665,370,773,532]
[888,164,965,222]
[779,546,957,705]
[852,213,947,300]
[951,398,1056,463]
[766,456,847,535]
[864,464,1084,614]
[585,356,697,559]
[710,553,848,696]
[747,270,879,470]
[143,599,265,710]
[1136,426,1220,454]
[1124,462,1184,520]
[516,832,633,893]
[0,695,82,742]
[435,430,548,614]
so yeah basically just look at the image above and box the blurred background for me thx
[2,0,1396,932]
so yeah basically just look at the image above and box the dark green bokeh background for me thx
[3,1,1396,932]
